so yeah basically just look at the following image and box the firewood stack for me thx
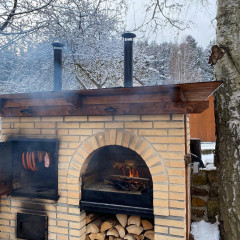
[86,213,154,240]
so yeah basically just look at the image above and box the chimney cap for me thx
[122,32,136,39]
[52,42,64,48]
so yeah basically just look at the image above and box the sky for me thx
[126,0,217,47]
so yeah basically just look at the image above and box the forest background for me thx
[0,0,214,93]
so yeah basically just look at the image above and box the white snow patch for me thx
[191,219,220,240]
[205,164,216,171]
[201,154,214,165]
[201,142,216,168]
[201,142,216,150]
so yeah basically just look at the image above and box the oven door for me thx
[0,142,12,197]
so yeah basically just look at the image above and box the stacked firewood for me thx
[86,213,154,240]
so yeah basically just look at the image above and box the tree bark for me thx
[215,1,240,239]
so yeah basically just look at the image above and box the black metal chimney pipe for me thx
[122,33,136,87]
[52,42,64,91]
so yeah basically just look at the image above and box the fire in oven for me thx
[2,138,59,200]
[80,145,153,217]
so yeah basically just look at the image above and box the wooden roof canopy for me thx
[0,81,222,117]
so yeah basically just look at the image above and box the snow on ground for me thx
[191,219,220,240]
[201,154,214,166]
[191,143,219,240]
[201,142,216,169]
[201,142,216,151]
[205,163,216,170]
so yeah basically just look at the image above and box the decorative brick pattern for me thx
[0,114,188,239]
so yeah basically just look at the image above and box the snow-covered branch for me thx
[0,0,17,31]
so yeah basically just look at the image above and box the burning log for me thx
[108,179,143,191]
[110,175,149,184]
[113,160,138,175]
[107,175,149,192]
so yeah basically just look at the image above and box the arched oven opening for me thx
[80,145,153,217]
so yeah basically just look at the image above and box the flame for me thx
[129,169,139,178]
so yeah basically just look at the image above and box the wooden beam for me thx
[0,101,209,117]
[0,81,222,101]
[179,81,222,101]
[1,88,183,108]
[65,93,83,106]
[0,82,221,117]
[168,87,183,102]
[4,97,70,108]
[80,90,180,105]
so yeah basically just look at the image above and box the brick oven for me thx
[0,81,221,240]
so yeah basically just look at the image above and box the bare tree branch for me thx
[155,0,187,30]
[134,76,145,86]
[75,76,87,89]
[0,24,48,36]
[0,0,18,31]
[0,0,54,18]
[75,62,102,88]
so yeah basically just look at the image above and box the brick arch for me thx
[67,129,169,216]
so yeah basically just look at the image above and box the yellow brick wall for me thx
[0,114,188,240]
[0,197,86,240]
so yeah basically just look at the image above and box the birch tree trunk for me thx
[214,0,240,239]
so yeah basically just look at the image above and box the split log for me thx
[93,218,104,229]
[108,236,115,240]
[134,235,140,240]
[124,234,135,240]
[134,234,145,240]
[107,178,144,191]
[126,225,143,236]
[110,175,149,184]
[139,235,144,240]
[86,213,98,224]
[101,219,116,232]
[127,216,141,227]
[86,235,91,240]
[116,214,128,228]
[115,225,126,238]
[89,232,105,240]
[106,228,119,237]
[86,223,99,234]
[141,219,153,230]
[132,235,144,240]
[144,230,154,240]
